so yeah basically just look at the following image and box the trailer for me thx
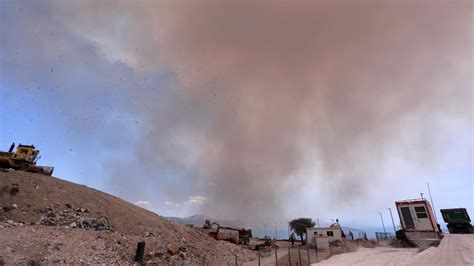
[202,220,253,245]
[440,208,473,234]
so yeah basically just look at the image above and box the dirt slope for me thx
[0,169,256,264]
[1,169,179,236]
[406,234,474,265]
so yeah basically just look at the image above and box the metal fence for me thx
[134,240,349,266]
[375,232,393,241]
[246,246,314,266]
[250,240,351,266]
[346,231,368,240]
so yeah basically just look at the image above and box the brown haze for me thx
[35,1,472,221]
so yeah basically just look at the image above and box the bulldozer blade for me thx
[30,166,54,176]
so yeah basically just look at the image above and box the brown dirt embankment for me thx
[0,170,256,264]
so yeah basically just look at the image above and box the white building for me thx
[306,223,343,249]
[395,198,439,232]
[395,198,441,246]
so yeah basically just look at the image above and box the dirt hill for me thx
[0,169,256,264]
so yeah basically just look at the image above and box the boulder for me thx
[167,244,180,255]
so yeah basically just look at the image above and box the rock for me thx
[2,207,11,212]
[66,204,72,209]
[11,204,18,209]
[37,207,53,214]
[154,251,165,257]
[74,208,89,213]
[145,231,158,237]
[96,225,107,231]
[6,220,14,225]
[167,244,180,255]
[9,184,19,195]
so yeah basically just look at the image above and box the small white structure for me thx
[395,198,441,247]
[307,223,343,249]
[396,198,439,232]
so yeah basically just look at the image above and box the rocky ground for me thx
[0,222,254,264]
[0,169,256,264]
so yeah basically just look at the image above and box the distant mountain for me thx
[164,214,248,228]
[187,214,212,221]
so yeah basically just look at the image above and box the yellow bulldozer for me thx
[0,143,54,176]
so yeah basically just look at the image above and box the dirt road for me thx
[407,234,474,265]
[316,234,474,265]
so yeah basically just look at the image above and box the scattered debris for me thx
[145,231,159,237]
[37,207,111,231]
[74,207,89,213]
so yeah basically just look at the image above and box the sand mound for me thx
[0,170,256,264]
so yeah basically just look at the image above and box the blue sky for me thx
[0,1,472,228]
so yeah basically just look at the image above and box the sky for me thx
[0,0,472,230]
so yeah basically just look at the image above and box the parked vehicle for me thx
[440,208,473,234]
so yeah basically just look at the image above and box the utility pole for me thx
[427,182,438,222]
[387,208,396,233]
[378,212,386,234]
[264,224,267,237]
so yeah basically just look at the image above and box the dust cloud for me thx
[5,1,472,222]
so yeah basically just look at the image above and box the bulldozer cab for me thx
[13,145,39,163]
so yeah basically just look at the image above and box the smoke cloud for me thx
[2,1,472,223]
